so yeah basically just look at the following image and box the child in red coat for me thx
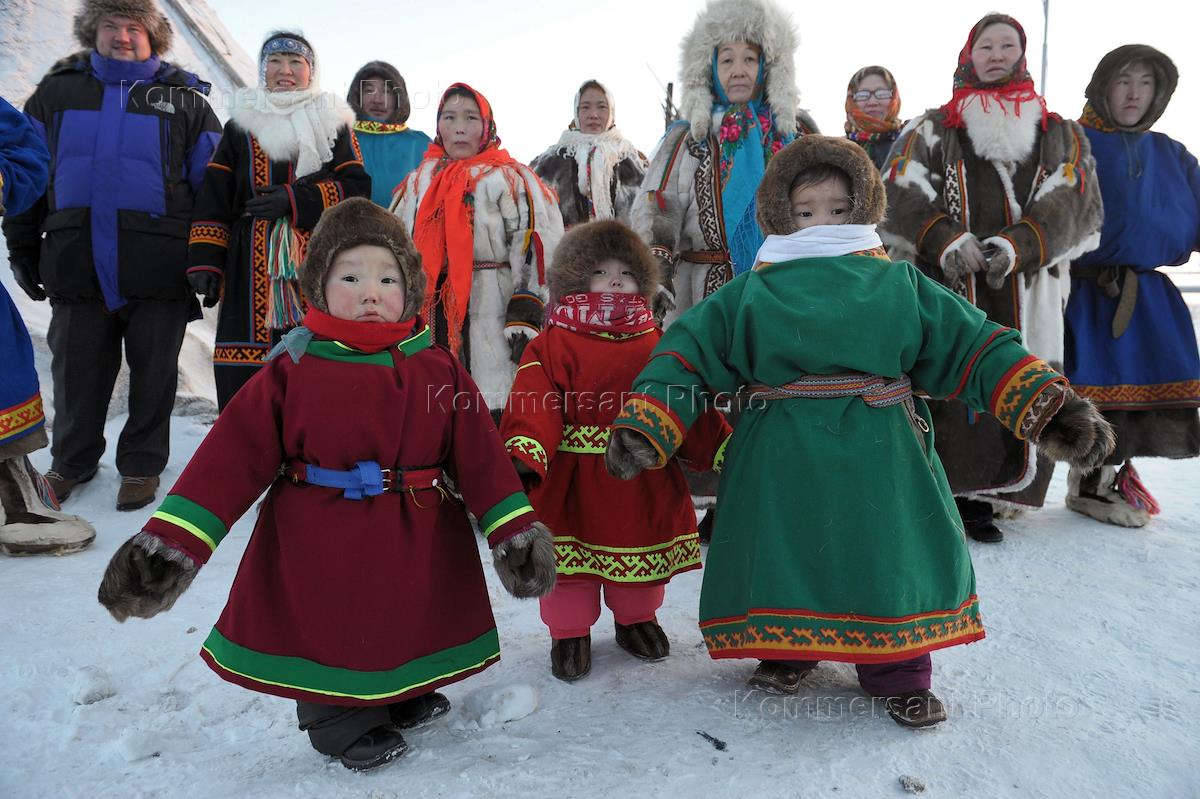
[501,221,730,680]
[97,198,555,771]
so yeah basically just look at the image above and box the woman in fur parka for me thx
[530,80,647,228]
[632,0,818,324]
[878,13,1103,542]
[391,84,563,418]
[500,220,729,681]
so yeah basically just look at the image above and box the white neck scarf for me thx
[754,224,883,265]
[231,87,355,178]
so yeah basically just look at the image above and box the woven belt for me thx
[557,424,610,454]
[680,249,731,265]
[474,261,508,271]
[283,459,442,500]
[741,372,914,408]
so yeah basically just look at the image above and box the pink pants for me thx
[539,576,665,639]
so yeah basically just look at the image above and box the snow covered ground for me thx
[2,330,1199,798]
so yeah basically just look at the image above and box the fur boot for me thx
[97,532,197,621]
[1066,465,1151,528]
[615,619,670,661]
[0,457,95,556]
[492,523,557,598]
[550,635,591,682]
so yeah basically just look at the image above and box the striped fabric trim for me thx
[557,424,609,454]
[516,360,542,373]
[0,395,45,443]
[611,394,685,468]
[505,436,548,467]
[151,495,228,552]
[479,492,535,541]
[188,221,230,248]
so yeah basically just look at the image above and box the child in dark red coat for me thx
[500,221,729,681]
[98,197,555,771]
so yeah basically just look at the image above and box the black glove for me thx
[244,185,292,220]
[11,258,46,301]
[98,534,197,622]
[187,271,221,307]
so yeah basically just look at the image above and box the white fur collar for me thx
[961,97,1043,164]
[540,129,641,220]
[231,87,355,177]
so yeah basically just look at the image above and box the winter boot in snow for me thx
[956,497,1004,543]
[389,692,451,729]
[550,635,591,681]
[42,465,98,504]
[0,457,95,556]
[1066,465,1151,528]
[117,475,160,512]
[885,689,947,728]
[615,619,670,661]
[747,660,813,695]
[339,724,408,771]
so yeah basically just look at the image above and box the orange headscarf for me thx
[844,66,903,137]
[412,83,518,354]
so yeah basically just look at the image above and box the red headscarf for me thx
[939,14,1049,131]
[412,83,517,354]
[844,66,903,138]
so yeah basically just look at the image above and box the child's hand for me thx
[492,523,556,598]
[1035,387,1116,469]
[98,533,198,622]
[605,428,659,480]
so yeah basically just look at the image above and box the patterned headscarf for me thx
[844,66,902,139]
[939,14,1048,131]
[258,32,316,87]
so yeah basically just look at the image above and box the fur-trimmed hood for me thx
[347,60,410,125]
[73,0,173,55]
[548,220,661,301]
[1084,44,1178,133]
[756,135,886,234]
[301,197,426,319]
[678,0,799,140]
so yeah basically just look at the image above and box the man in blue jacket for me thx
[2,0,222,511]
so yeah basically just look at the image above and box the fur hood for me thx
[347,60,411,125]
[756,135,886,234]
[74,0,173,55]
[548,220,661,302]
[678,0,799,140]
[301,197,426,319]
[1085,44,1178,133]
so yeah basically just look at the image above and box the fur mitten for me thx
[492,522,556,598]
[605,428,659,480]
[651,283,675,324]
[1035,388,1116,469]
[98,532,198,622]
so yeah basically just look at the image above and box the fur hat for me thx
[678,0,799,140]
[347,61,411,125]
[74,0,173,55]
[301,197,426,319]
[1085,44,1178,133]
[756,135,886,235]
[548,220,661,302]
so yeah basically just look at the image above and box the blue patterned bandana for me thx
[259,35,315,85]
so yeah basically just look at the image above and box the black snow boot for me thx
[747,660,812,695]
[957,497,1004,543]
[885,689,948,728]
[614,619,670,661]
[339,725,408,771]
[551,635,591,681]
[697,506,716,544]
[389,692,451,729]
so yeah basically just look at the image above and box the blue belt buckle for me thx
[348,461,385,500]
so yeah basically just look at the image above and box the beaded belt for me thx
[557,424,610,454]
[474,261,508,271]
[741,372,915,408]
[283,459,442,501]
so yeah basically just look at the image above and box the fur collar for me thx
[231,87,355,177]
[678,0,799,140]
[961,97,1042,164]
[539,129,642,220]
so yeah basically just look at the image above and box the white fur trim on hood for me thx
[677,0,799,140]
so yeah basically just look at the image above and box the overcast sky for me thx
[205,0,1196,163]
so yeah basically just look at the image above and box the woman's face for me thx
[1107,62,1156,127]
[854,73,892,119]
[716,41,761,104]
[438,94,485,159]
[265,53,312,91]
[970,23,1023,84]
[577,87,611,134]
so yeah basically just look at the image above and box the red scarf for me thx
[549,292,656,337]
[939,14,1049,131]
[303,307,417,353]
[412,83,521,355]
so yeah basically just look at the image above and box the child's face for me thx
[789,176,853,230]
[588,258,639,294]
[324,245,406,323]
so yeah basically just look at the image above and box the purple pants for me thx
[779,654,931,696]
